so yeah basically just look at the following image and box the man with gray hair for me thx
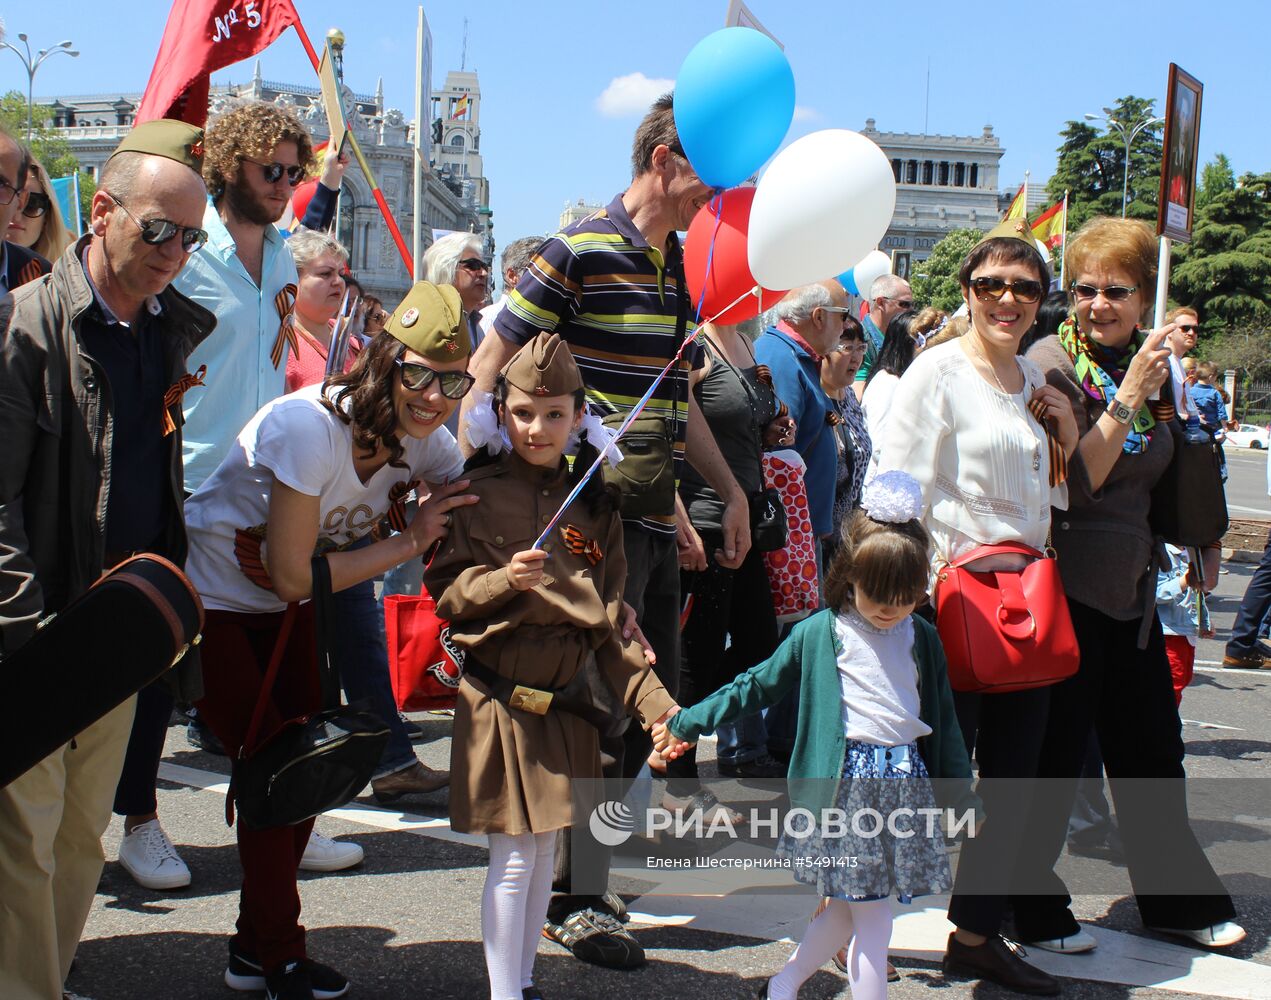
[854,272,912,400]
[478,235,542,338]
[0,120,213,1000]
[757,279,851,540]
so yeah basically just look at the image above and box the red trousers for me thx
[196,605,319,974]
[1163,634,1196,706]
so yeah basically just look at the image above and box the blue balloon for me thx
[838,269,859,296]
[674,28,796,190]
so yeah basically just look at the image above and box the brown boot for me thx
[371,761,449,802]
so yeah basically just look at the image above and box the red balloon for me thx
[683,187,786,325]
[291,179,319,224]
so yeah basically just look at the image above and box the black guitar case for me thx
[1,554,204,787]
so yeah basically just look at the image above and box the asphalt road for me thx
[1223,446,1271,519]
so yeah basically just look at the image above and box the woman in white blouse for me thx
[875,218,1077,996]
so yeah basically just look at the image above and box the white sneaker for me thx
[1150,921,1247,948]
[1030,929,1098,954]
[117,819,191,890]
[299,831,364,872]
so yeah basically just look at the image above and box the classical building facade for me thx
[860,119,1005,268]
[38,61,494,307]
[559,198,603,231]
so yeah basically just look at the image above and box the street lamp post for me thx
[1085,108,1164,217]
[0,33,79,142]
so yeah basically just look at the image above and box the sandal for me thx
[832,948,901,982]
[661,788,745,829]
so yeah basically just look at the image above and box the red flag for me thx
[136,0,301,126]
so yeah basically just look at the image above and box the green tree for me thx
[911,229,981,312]
[1171,172,1271,332]
[1046,96,1163,230]
[1195,153,1235,211]
[0,90,95,229]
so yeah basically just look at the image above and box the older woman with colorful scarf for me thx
[1018,217,1242,953]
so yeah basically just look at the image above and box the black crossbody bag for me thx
[231,555,390,830]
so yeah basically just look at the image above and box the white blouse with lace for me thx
[874,338,1068,574]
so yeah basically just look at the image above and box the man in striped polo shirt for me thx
[460,93,750,969]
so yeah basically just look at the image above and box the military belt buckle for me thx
[509,684,553,715]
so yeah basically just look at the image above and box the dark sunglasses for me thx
[970,276,1044,304]
[244,158,305,186]
[1177,323,1199,333]
[110,194,208,253]
[22,191,51,219]
[888,298,914,310]
[457,257,490,273]
[1070,282,1139,302]
[395,358,476,399]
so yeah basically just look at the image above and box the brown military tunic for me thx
[424,452,673,835]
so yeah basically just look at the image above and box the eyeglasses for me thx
[21,191,51,219]
[831,340,867,355]
[109,194,208,253]
[395,357,476,399]
[0,177,20,206]
[456,257,491,273]
[243,158,305,187]
[970,276,1044,304]
[1070,282,1139,303]
[882,297,914,310]
[1177,323,1199,333]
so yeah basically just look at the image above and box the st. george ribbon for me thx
[532,196,763,549]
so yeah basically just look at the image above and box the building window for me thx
[892,159,902,182]
[954,162,965,187]
[922,161,933,185]
[449,133,465,149]
[939,161,949,186]
[969,163,979,187]
[338,183,357,267]
[906,160,917,184]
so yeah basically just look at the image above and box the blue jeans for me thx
[335,540,416,779]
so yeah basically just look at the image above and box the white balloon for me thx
[850,250,892,301]
[748,129,897,290]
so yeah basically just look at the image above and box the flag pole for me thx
[1059,190,1068,288]
[412,7,426,282]
[1023,169,1030,219]
[290,19,414,275]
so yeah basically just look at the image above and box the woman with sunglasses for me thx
[6,156,74,261]
[1015,217,1242,955]
[875,218,1077,996]
[183,282,479,1000]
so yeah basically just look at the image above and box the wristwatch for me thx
[1106,398,1136,425]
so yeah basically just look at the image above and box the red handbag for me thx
[933,542,1080,694]
[385,590,464,711]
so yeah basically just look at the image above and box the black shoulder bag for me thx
[1148,381,1229,548]
[231,555,390,830]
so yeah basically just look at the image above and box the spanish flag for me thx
[449,93,470,120]
[1032,197,1067,252]
[1004,183,1027,220]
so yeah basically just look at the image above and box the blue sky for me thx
[8,0,1270,275]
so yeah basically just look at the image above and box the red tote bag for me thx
[933,542,1080,694]
[760,449,820,624]
[385,590,464,711]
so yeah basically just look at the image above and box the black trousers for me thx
[551,525,680,910]
[946,685,1050,936]
[1010,600,1235,940]
[113,679,175,817]
[665,533,778,796]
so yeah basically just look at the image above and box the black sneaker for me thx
[399,712,425,741]
[717,753,785,779]
[187,713,227,756]
[523,988,544,1000]
[264,963,313,1000]
[543,907,644,969]
[227,946,348,999]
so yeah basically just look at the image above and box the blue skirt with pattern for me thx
[775,740,953,901]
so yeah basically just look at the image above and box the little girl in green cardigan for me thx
[653,471,976,1000]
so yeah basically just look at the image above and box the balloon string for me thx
[693,191,727,325]
[531,282,758,549]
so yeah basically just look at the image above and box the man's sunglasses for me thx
[882,297,914,310]
[22,191,51,219]
[1177,323,1199,333]
[1070,282,1139,303]
[110,194,208,253]
[395,358,476,399]
[457,257,490,273]
[244,158,305,186]
[970,276,1044,304]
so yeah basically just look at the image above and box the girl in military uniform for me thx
[424,333,678,1000]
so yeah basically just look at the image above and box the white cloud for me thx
[792,105,819,123]
[595,72,676,118]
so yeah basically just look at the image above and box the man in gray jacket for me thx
[0,120,214,1000]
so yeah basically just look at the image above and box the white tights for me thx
[482,830,557,1000]
[767,897,893,1000]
